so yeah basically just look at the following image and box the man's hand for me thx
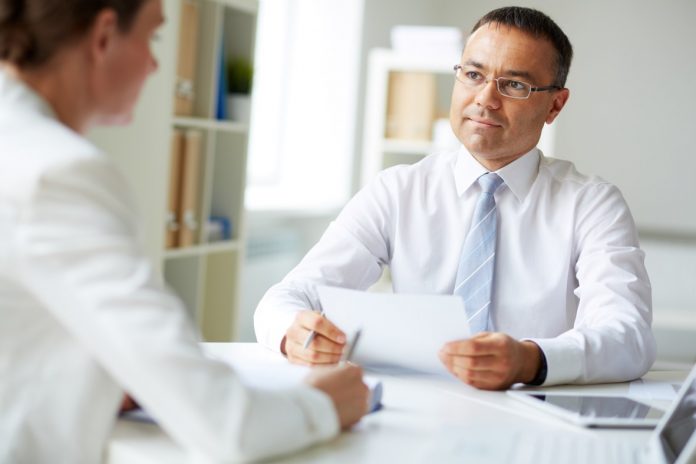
[438,332,542,390]
[305,364,369,429]
[282,310,346,366]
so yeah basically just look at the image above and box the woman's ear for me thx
[86,9,119,65]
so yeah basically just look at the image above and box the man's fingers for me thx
[441,333,501,356]
[448,353,498,371]
[310,333,345,354]
[296,311,346,344]
[287,339,342,365]
[450,365,508,390]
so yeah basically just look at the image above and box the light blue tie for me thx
[454,173,504,333]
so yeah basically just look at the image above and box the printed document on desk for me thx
[317,286,470,375]
[121,343,382,425]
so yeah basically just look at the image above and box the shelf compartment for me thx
[200,250,240,341]
[173,116,249,133]
[164,240,241,259]
[164,255,205,324]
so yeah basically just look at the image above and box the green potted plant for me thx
[226,57,253,123]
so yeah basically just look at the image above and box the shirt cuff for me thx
[525,345,547,386]
[255,307,298,354]
[524,336,584,386]
[293,385,341,441]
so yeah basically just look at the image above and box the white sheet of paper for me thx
[317,286,470,375]
[202,343,382,412]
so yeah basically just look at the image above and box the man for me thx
[254,6,655,390]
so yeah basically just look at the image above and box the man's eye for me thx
[506,80,525,90]
[465,71,483,81]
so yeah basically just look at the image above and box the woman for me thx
[0,1,368,462]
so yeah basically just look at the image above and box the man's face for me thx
[449,23,569,169]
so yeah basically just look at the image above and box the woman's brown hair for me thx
[0,0,148,69]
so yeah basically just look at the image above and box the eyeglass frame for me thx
[453,64,563,100]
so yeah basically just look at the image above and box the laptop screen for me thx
[659,370,696,462]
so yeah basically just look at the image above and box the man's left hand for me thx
[439,332,542,390]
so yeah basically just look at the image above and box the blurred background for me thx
[91,0,696,364]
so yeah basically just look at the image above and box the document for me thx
[203,343,382,412]
[317,286,470,375]
[120,344,382,425]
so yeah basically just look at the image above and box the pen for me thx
[339,329,362,365]
[302,311,324,349]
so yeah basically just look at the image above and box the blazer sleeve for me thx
[12,155,339,462]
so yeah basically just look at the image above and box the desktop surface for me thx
[107,343,687,464]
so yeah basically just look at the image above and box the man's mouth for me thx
[467,116,502,128]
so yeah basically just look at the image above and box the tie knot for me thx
[477,172,504,195]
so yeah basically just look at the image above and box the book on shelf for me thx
[385,72,436,141]
[215,39,228,120]
[174,0,200,116]
[165,129,185,249]
[178,130,204,248]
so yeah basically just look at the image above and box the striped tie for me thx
[454,172,504,333]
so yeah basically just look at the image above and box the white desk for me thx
[107,343,687,463]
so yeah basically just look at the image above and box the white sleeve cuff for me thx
[526,335,584,386]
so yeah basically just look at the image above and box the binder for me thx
[174,0,200,116]
[385,72,436,140]
[178,130,204,247]
[165,129,185,248]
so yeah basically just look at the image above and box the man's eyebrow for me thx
[505,69,534,81]
[462,59,535,81]
[463,59,484,69]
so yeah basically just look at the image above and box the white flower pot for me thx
[227,93,251,123]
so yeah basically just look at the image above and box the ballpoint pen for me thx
[339,329,362,365]
[302,310,324,349]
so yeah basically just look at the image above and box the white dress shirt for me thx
[255,145,656,386]
[0,70,339,464]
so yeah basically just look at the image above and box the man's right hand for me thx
[282,310,346,365]
[304,364,369,429]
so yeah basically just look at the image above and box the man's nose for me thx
[474,78,502,110]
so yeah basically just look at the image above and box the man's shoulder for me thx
[374,149,456,186]
[540,155,614,190]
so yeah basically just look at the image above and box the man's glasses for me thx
[453,64,562,100]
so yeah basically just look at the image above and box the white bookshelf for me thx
[89,0,258,341]
[361,48,456,186]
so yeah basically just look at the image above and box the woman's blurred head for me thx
[0,0,149,68]
[0,0,163,130]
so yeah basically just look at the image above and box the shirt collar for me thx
[454,146,540,201]
[0,66,58,121]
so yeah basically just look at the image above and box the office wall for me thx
[437,0,696,235]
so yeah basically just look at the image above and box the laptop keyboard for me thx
[513,433,643,464]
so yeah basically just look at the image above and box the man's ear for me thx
[86,9,119,64]
[545,88,570,124]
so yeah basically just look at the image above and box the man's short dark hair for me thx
[471,6,573,88]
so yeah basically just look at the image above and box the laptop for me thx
[420,365,696,463]
[512,365,696,463]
